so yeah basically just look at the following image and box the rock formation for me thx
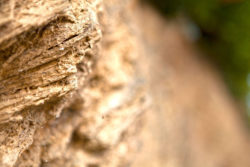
[0,0,249,167]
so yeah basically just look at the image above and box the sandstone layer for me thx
[0,0,249,167]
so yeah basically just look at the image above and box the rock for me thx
[0,0,249,167]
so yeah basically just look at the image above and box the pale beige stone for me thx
[0,0,249,167]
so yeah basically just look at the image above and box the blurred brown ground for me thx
[130,3,250,167]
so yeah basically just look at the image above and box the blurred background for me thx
[144,0,250,123]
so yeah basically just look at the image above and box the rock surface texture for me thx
[0,0,148,166]
[0,0,249,167]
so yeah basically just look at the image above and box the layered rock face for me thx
[0,0,249,167]
[0,0,148,166]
